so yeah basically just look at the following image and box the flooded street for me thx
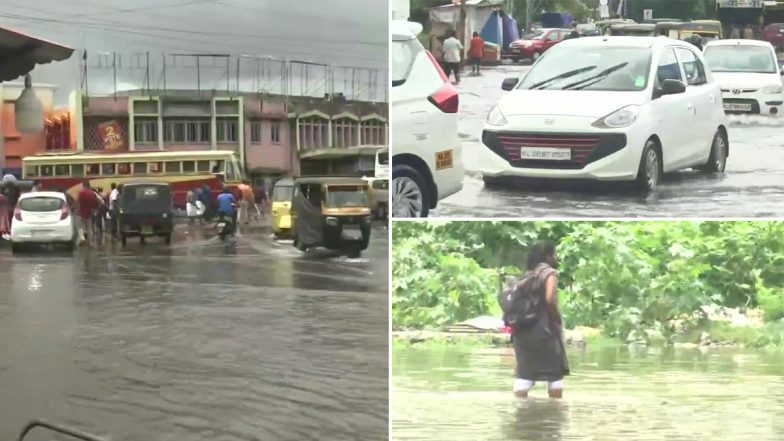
[434,64,784,217]
[0,223,388,441]
[392,344,784,440]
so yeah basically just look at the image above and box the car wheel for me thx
[392,164,430,218]
[635,140,661,192]
[699,129,728,173]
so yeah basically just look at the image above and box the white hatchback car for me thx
[703,39,784,115]
[481,36,729,191]
[391,20,464,217]
[10,191,76,252]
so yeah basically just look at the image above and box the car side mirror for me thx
[502,77,519,91]
[661,79,686,96]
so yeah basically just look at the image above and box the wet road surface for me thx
[0,223,388,441]
[434,64,784,218]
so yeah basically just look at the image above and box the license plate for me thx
[31,230,53,237]
[142,225,153,234]
[342,225,362,240]
[435,150,453,170]
[521,147,571,161]
[724,103,752,111]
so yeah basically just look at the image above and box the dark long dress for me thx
[513,263,570,382]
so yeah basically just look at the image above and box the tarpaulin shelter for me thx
[429,0,519,62]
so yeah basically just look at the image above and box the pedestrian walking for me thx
[468,32,484,76]
[92,187,106,237]
[730,24,740,39]
[742,23,754,39]
[238,180,254,225]
[201,185,213,221]
[77,181,98,245]
[442,30,464,85]
[108,183,119,239]
[255,185,267,219]
[0,191,10,240]
[500,242,569,399]
[186,189,199,223]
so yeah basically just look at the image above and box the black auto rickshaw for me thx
[291,177,372,258]
[117,182,174,246]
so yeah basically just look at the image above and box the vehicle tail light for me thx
[60,203,70,220]
[425,50,449,82]
[13,206,21,222]
[428,83,459,113]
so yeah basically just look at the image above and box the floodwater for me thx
[392,344,784,440]
[0,223,388,441]
[433,64,784,217]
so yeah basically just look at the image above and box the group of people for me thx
[75,181,122,244]
[437,30,487,84]
[185,180,267,226]
[729,23,760,40]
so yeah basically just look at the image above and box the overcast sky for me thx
[0,0,388,105]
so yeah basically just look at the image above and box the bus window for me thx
[197,160,210,172]
[183,161,195,173]
[133,162,146,174]
[225,162,237,182]
[149,162,163,174]
[71,164,85,177]
[86,164,100,176]
[54,165,70,176]
[165,162,181,173]
[40,165,53,177]
[118,163,132,175]
[102,163,116,175]
[25,165,38,178]
[231,156,245,180]
[213,160,225,174]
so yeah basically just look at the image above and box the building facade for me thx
[0,82,58,174]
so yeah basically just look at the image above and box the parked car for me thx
[509,28,570,63]
[762,23,784,51]
[481,37,728,192]
[391,20,464,218]
[10,191,76,253]
[703,39,784,115]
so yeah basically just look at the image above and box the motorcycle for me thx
[215,214,235,240]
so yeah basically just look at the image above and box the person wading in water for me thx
[502,242,569,399]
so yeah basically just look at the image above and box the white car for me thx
[10,191,76,252]
[391,20,464,217]
[481,36,728,191]
[703,39,784,115]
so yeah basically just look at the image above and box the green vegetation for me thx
[393,222,784,345]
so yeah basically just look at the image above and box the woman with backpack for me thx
[501,242,569,399]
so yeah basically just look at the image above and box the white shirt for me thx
[109,188,119,202]
[442,37,463,63]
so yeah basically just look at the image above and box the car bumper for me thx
[11,222,74,243]
[509,47,536,57]
[721,91,784,115]
[480,128,645,181]
[432,147,465,203]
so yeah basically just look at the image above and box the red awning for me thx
[0,24,74,82]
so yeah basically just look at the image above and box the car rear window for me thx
[392,39,422,87]
[20,197,64,212]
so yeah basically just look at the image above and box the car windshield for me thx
[704,45,777,74]
[523,30,545,40]
[272,185,294,202]
[20,197,63,212]
[325,186,368,207]
[518,47,652,91]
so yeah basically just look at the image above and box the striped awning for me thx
[0,24,73,82]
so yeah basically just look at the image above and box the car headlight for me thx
[326,216,338,226]
[762,85,783,94]
[487,105,508,126]
[592,105,641,129]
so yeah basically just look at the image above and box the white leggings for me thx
[514,378,564,392]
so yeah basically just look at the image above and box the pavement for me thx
[0,221,389,441]
[434,63,784,218]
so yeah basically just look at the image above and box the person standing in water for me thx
[510,242,569,399]
[442,30,464,84]
[468,32,484,76]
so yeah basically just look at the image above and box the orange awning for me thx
[0,24,74,82]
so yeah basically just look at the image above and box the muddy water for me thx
[393,344,784,440]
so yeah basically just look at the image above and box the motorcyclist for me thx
[216,187,238,232]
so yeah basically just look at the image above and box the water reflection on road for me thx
[0,224,388,441]
[393,344,784,440]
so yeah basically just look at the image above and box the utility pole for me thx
[459,0,467,53]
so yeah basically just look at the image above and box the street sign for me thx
[599,5,610,18]
[643,9,653,20]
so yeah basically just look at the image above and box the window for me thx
[298,117,329,150]
[134,118,158,144]
[86,164,100,176]
[165,162,180,173]
[102,163,116,175]
[217,118,238,142]
[54,165,70,176]
[362,120,386,146]
[675,48,706,86]
[40,165,53,177]
[19,197,64,212]
[657,48,683,86]
[546,32,559,41]
[197,160,211,172]
[133,162,147,174]
[149,162,163,174]
[271,122,281,143]
[118,163,132,175]
[25,166,38,178]
[183,161,195,173]
[71,164,84,177]
[250,121,262,143]
[333,118,359,148]
[703,45,778,74]
[164,119,210,143]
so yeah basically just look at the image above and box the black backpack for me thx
[497,267,549,329]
